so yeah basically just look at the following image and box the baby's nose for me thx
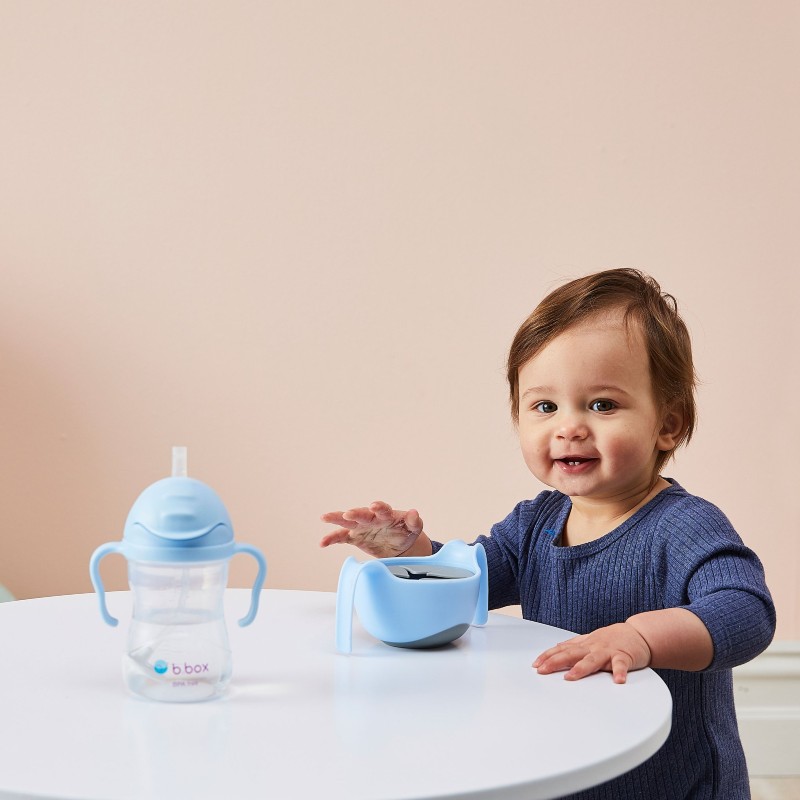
[556,413,590,440]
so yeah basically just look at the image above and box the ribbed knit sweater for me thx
[434,480,775,799]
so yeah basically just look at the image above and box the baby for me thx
[321,268,775,799]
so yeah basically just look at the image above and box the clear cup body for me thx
[123,560,232,702]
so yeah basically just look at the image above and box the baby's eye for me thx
[590,399,616,413]
[533,401,558,414]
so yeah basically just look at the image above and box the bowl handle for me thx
[335,557,365,653]
[430,540,489,626]
[472,543,489,626]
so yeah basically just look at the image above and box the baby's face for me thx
[516,309,676,503]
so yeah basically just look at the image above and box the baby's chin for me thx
[531,468,620,500]
[540,478,613,500]
[535,477,582,497]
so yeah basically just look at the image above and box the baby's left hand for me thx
[532,623,652,684]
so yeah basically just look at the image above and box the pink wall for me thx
[1,2,797,638]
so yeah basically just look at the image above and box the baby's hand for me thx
[320,501,424,559]
[532,623,652,684]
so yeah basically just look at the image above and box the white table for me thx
[0,590,671,799]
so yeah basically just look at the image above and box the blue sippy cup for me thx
[89,447,267,702]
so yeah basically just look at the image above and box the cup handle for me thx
[232,543,267,627]
[89,542,125,626]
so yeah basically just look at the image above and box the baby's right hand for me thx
[320,501,426,559]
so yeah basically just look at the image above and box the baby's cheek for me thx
[521,448,551,482]
[609,437,656,468]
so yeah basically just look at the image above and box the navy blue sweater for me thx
[437,480,775,799]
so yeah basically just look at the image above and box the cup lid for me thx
[120,448,237,563]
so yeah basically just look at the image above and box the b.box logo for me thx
[153,660,209,676]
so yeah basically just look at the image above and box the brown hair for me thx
[507,268,697,475]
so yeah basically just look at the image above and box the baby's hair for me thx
[507,268,697,474]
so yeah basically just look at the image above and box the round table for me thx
[0,589,671,799]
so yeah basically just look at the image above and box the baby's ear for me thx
[657,405,686,452]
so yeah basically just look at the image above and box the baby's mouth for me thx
[555,457,598,470]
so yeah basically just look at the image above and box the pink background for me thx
[1,2,797,638]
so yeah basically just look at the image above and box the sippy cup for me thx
[89,447,266,702]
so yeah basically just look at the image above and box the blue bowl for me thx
[335,540,488,653]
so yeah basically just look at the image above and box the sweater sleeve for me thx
[431,494,553,611]
[472,503,526,609]
[658,498,776,671]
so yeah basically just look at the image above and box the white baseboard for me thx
[733,641,800,777]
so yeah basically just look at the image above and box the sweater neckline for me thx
[548,478,684,557]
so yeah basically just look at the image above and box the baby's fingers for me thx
[322,502,394,527]
[567,652,631,683]
[342,506,379,524]
[369,501,395,519]
[320,512,359,530]
[563,652,606,681]
[319,528,356,548]
[403,508,423,533]
[533,644,582,675]
[610,654,632,684]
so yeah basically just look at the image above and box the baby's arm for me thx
[536,497,775,683]
[320,500,433,559]
[627,608,714,670]
[533,608,713,684]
